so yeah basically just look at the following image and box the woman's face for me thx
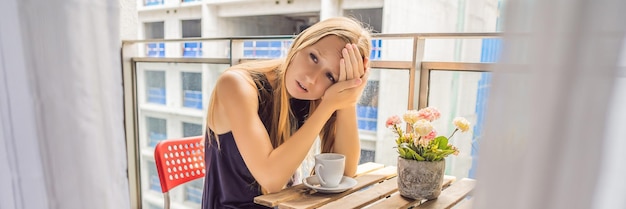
[285,35,346,100]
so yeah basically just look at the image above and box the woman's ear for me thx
[363,57,370,71]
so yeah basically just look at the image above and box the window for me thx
[144,0,163,6]
[357,81,380,132]
[145,70,166,105]
[427,70,490,179]
[185,179,204,204]
[183,122,203,137]
[144,22,165,57]
[359,150,376,165]
[182,72,202,109]
[243,40,292,58]
[147,162,161,192]
[182,19,202,57]
[371,39,382,60]
[147,116,167,147]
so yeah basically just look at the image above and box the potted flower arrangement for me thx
[386,107,470,200]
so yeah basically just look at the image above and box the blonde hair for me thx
[207,17,372,153]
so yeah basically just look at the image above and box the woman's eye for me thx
[309,53,318,63]
[326,72,336,83]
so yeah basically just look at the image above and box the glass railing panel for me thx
[135,62,229,209]
[359,68,411,166]
[422,38,503,62]
[378,38,414,61]
[427,70,492,179]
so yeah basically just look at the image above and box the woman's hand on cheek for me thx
[321,71,370,111]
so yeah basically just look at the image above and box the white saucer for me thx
[303,176,357,193]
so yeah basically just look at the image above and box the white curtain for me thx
[0,0,130,209]
[474,0,626,209]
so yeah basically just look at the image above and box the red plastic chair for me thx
[154,136,206,209]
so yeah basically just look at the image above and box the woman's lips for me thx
[296,81,308,92]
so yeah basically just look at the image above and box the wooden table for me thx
[254,162,476,209]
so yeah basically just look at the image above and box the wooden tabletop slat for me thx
[254,184,309,207]
[254,163,386,207]
[365,175,458,209]
[453,197,474,209]
[417,178,476,209]
[365,192,419,209]
[354,162,385,177]
[318,177,399,209]
[277,166,398,209]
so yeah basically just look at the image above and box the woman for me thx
[202,17,372,208]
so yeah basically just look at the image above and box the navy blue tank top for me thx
[202,73,309,209]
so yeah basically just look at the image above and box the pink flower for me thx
[385,115,402,128]
[423,129,437,140]
[417,107,441,121]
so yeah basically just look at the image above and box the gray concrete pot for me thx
[397,157,445,200]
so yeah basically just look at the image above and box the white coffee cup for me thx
[314,153,345,188]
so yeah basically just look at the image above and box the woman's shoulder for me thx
[215,69,259,97]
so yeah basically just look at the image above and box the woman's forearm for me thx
[333,106,361,177]
[259,102,337,192]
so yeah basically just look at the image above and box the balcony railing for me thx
[121,32,501,209]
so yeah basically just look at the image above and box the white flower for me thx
[413,119,433,136]
[453,117,470,132]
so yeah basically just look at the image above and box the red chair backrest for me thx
[154,136,205,193]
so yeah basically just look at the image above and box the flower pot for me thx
[397,157,445,200]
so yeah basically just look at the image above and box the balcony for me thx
[121,32,502,208]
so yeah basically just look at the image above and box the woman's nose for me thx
[303,73,319,85]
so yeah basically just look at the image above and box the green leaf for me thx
[405,148,425,161]
[436,136,449,149]
[398,147,407,156]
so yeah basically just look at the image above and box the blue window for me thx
[147,117,167,147]
[183,90,202,109]
[146,43,165,57]
[145,70,166,105]
[255,41,270,47]
[183,42,203,57]
[480,38,502,63]
[144,0,163,6]
[356,80,380,131]
[243,40,292,58]
[182,72,202,109]
[144,22,164,56]
[357,105,378,131]
[148,162,161,192]
[185,179,204,203]
[370,39,382,60]
[147,88,166,104]
[183,122,203,137]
